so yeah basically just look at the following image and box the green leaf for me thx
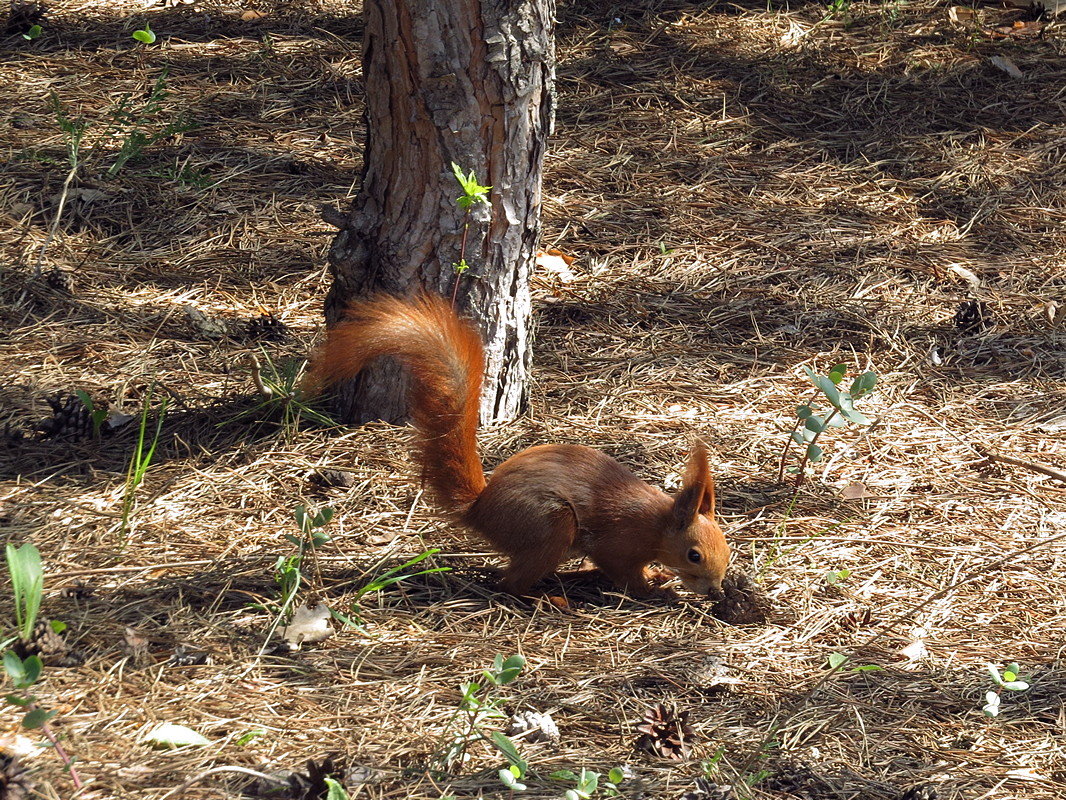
[498,654,525,684]
[75,389,95,412]
[21,656,42,686]
[849,371,877,400]
[3,652,26,685]
[49,620,67,635]
[312,507,335,527]
[235,729,265,746]
[826,414,848,427]
[806,444,823,463]
[986,664,1005,686]
[500,768,517,787]
[851,664,883,673]
[1002,670,1017,683]
[827,652,848,670]
[812,374,842,407]
[6,543,43,641]
[23,24,43,40]
[132,25,157,44]
[1002,680,1030,691]
[22,707,55,729]
[828,363,849,383]
[551,770,579,782]
[490,731,526,774]
[577,769,599,794]
[324,777,350,800]
[608,768,626,784]
[564,791,581,800]
[795,405,813,419]
[791,431,806,445]
[144,723,212,748]
[839,407,871,425]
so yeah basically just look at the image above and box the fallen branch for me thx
[975,446,1066,484]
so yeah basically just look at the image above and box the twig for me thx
[33,166,78,277]
[974,446,1066,484]
[776,389,818,484]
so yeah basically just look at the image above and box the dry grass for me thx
[1,0,1065,798]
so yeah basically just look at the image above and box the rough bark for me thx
[323,0,554,425]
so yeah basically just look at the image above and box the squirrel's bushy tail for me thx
[305,294,487,511]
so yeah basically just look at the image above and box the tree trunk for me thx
[323,0,555,425]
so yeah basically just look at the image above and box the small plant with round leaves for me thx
[551,767,627,799]
[778,364,878,486]
[433,654,527,777]
[22,24,43,41]
[983,662,1030,718]
[132,22,157,44]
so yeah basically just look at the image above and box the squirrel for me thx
[305,293,730,598]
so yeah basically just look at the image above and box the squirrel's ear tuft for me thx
[672,442,715,526]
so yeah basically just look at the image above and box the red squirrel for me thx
[305,294,730,598]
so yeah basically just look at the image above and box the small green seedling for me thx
[778,364,877,486]
[323,777,350,800]
[826,652,883,674]
[274,504,334,619]
[23,24,43,40]
[75,390,109,438]
[824,568,851,586]
[3,545,82,788]
[452,162,492,210]
[448,162,492,305]
[434,654,526,775]
[132,22,157,44]
[551,767,626,799]
[117,386,169,539]
[983,662,1030,717]
[238,351,335,436]
[499,762,527,793]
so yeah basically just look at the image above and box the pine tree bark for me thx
[323,0,555,424]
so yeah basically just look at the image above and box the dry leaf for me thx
[840,481,869,499]
[535,249,577,281]
[1045,301,1059,324]
[899,639,928,662]
[947,5,976,24]
[282,600,332,646]
[240,9,269,21]
[946,263,981,288]
[990,56,1024,79]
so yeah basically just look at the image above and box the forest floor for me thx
[1,0,1065,798]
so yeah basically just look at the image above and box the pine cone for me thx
[710,571,770,625]
[0,752,34,800]
[245,311,290,341]
[36,393,93,441]
[43,266,72,293]
[953,300,987,334]
[635,703,694,760]
[15,618,80,668]
[899,785,938,800]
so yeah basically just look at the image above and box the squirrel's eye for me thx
[687,549,702,564]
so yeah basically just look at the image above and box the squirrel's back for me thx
[305,294,487,510]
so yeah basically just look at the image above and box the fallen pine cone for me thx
[710,571,771,625]
[635,703,694,760]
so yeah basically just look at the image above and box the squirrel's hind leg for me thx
[494,510,577,596]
